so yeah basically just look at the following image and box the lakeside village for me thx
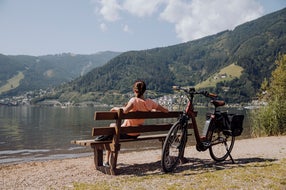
[0,88,264,110]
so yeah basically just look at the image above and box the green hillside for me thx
[0,52,120,96]
[0,72,24,94]
[59,8,286,104]
[195,63,243,88]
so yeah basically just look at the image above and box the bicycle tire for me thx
[208,124,235,162]
[161,120,187,172]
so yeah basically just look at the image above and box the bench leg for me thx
[92,146,119,175]
[93,147,103,169]
[109,151,119,175]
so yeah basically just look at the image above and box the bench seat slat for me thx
[71,139,96,146]
[71,132,193,147]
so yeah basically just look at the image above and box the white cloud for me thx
[160,0,264,41]
[93,0,163,19]
[100,23,107,31]
[92,0,264,42]
[123,0,164,17]
[122,24,132,33]
[159,0,191,23]
[93,0,122,22]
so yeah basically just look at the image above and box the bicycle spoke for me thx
[209,127,235,162]
[161,121,187,172]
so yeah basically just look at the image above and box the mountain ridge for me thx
[59,8,286,104]
[0,51,121,96]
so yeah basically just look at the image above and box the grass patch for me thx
[72,159,286,190]
[0,71,24,94]
[196,63,243,89]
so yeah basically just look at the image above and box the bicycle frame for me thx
[161,86,236,172]
[184,93,202,145]
[178,87,231,150]
[181,87,219,145]
[181,87,235,158]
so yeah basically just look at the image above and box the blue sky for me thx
[0,0,286,56]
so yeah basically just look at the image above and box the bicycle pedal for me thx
[202,141,211,147]
[223,130,232,136]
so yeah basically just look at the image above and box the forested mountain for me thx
[0,52,120,97]
[61,8,286,104]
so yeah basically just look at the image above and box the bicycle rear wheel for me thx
[161,120,187,172]
[208,125,235,162]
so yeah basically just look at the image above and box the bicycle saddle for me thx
[211,100,225,107]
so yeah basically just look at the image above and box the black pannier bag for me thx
[228,114,244,136]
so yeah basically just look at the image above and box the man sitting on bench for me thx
[103,80,168,167]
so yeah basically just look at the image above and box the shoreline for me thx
[1,136,286,189]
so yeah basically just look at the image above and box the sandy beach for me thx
[1,136,286,189]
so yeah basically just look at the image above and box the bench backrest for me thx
[92,110,183,136]
[94,111,183,120]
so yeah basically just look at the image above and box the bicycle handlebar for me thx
[172,86,218,99]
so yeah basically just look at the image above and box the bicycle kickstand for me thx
[224,141,235,164]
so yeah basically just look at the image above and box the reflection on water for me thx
[0,106,99,164]
[0,106,252,164]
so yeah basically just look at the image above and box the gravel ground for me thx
[1,136,286,189]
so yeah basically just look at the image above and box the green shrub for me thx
[252,54,286,136]
[252,99,284,136]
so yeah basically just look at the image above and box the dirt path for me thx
[1,136,285,189]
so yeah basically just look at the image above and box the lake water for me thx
[0,105,252,164]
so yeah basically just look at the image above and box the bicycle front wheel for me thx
[208,125,235,162]
[161,120,187,172]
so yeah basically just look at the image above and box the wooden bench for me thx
[71,109,192,175]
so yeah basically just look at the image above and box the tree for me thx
[269,54,286,101]
[252,54,286,136]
